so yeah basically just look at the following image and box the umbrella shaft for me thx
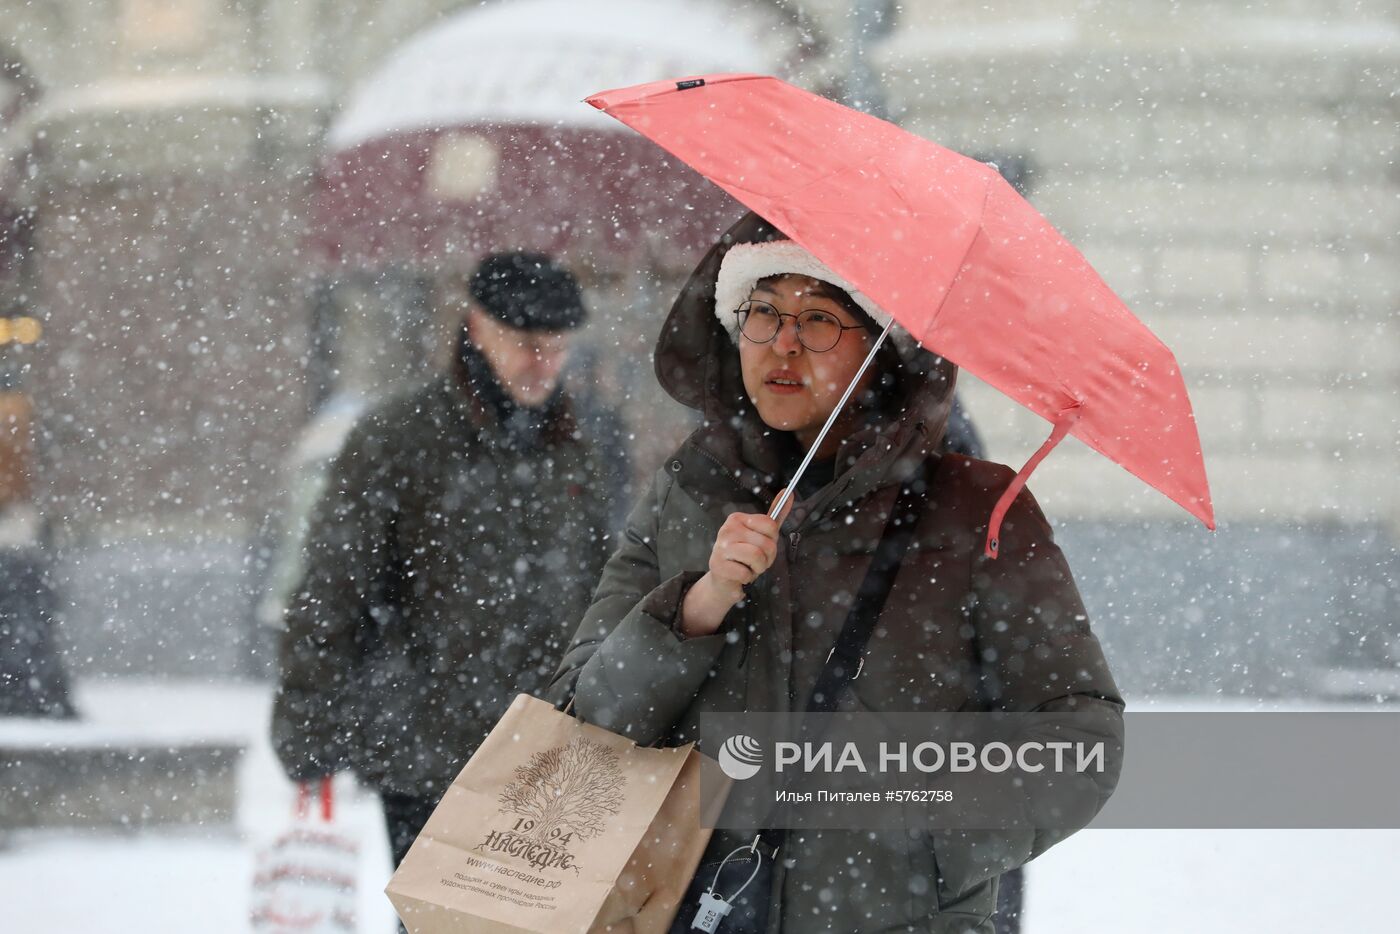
[769,320,895,521]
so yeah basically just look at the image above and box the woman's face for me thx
[738,274,875,452]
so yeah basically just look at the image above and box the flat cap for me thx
[468,252,587,332]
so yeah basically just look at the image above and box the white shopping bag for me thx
[251,777,360,933]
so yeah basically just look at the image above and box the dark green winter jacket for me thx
[548,214,1124,933]
[273,368,611,797]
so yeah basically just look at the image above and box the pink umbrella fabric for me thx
[588,74,1214,555]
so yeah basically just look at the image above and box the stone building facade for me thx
[3,1,328,675]
[861,0,1400,693]
[1,0,1396,692]
[0,0,829,677]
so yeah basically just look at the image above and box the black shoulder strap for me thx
[754,464,932,860]
[804,463,929,714]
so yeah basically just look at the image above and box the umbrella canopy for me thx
[588,74,1214,555]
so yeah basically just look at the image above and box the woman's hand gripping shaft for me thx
[679,492,793,638]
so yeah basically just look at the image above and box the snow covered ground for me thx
[1,681,398,934]
[1,681,1397,933]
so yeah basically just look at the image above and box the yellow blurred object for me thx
[12,317,41,344]
[0,319,11,343]
[0,391,34,507]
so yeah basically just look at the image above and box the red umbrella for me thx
[588,74,1214,557]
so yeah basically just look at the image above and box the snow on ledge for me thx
[0,679,263,748]
[27,75,328,123]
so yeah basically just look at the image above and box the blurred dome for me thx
[314,0,789,268]
[328,0,770,151]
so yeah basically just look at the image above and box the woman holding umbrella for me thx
[548,213,1123,933]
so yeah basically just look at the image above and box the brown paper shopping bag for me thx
[386,693,730,934]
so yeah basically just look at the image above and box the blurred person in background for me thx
[0,380,73,720]
[272,251,613,869]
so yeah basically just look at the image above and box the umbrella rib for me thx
[707,153,883,209]
[920,178,994,346]
[777,151,885,203]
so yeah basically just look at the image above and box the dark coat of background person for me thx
[0,540,74,718]
[547,214,1123,934]
[271,339,612,815]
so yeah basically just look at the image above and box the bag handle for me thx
[294,777,335,822]
[557,693,677,751]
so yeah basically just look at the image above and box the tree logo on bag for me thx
[477,738,626,873]
[718,734,764,780]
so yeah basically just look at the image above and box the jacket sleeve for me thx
[931,484,1125,899]
[580,460,619,618]
[545,472,729,744]
[270,421,392,781]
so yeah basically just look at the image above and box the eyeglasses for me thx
[732,300,866,353]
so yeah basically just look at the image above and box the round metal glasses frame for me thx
[731,300,866,353]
